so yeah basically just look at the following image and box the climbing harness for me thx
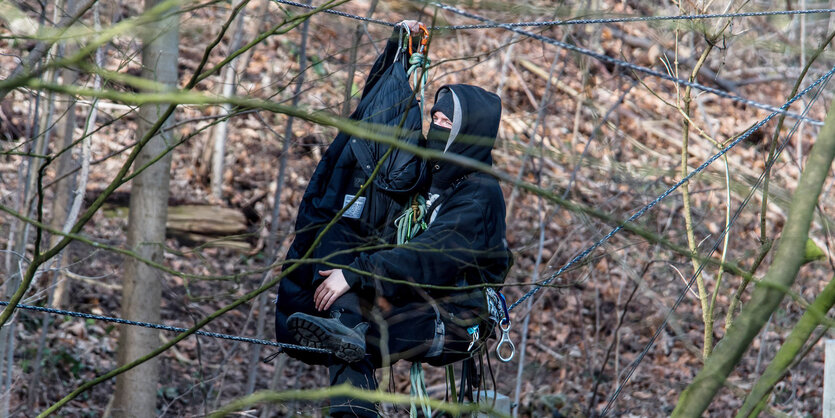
[396,186,515,363]
[393,194,445,360]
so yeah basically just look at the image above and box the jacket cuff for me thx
[342,265,364,290]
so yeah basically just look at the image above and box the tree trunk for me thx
[112,0,178,415]
[736,275,835,417]
[210,2,247,199]
[47,61,79,309]
[671,95,835,417]
[245,0,311,394]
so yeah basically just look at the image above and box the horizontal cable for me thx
[506,64,835,313]
[270,0,823,125]
[600,70,832,417]
[270,0,835,31]
[271,0,396,26]
[1,301,330,354]
[440,8,835,30]
[433,2,824,126]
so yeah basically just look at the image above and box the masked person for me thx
[275,20,425,364]
[287,83,511,417]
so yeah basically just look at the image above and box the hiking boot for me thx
[287,311,368,363]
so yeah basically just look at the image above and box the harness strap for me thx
[425,303,446,358]
[426,174,471,224]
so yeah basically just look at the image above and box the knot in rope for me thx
[395,194,428,245]
[407,52,430,75]
[407,52,430,115]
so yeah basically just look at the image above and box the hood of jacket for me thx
[427,84,502,190]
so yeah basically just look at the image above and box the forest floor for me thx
[2,0,835,416]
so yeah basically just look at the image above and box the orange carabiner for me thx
[408,24,430,56]
[417,24,429,54]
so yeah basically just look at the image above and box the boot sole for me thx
[287,315,365,363]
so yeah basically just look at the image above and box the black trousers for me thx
[328,296,440,417]
[277,222,476,417]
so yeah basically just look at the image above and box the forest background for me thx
[1,0,835,416]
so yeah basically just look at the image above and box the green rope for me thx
[410,362,432,418]
[397,194,430,417]
[407,52,430,116]
[395,194,428,245]
[447,364,458,411]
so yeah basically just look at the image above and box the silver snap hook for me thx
[496,320,515,362]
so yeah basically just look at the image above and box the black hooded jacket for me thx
[342,85,511,322]
[293,31,424,244]
[275,29,425,360]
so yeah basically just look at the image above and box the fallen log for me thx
[102,203,252,251]
[166,205,247,236]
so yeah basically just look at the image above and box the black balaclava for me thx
[427,92,454,188]
[425,85,502,192]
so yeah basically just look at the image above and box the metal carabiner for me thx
[416,23,429,55]
[407,23,430,56]
[496,319,515,362]
[394,24,410,64]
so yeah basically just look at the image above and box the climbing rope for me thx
[406,23,431,116]
[410,362,432,418]
[393,23,431,115]
[599,69,833,417]
[407,52,430,115]
[0,301,331,354]
[395,194,429,245]
[394,194,432,417]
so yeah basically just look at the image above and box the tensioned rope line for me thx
[268,0,833,309]
[505,64,835,313]
[269,0,825,124]
[600,69,833,417]
[0,301,331,354]
[270,0,835,30]
[433,2,824,126]
[271,0,397,26]
[439,8,835,30]
[9,0,826,366]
